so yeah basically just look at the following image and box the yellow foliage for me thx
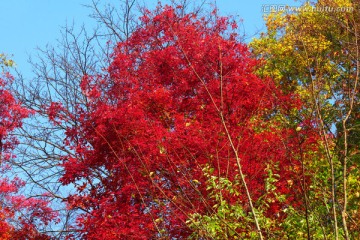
[0,53,14,68]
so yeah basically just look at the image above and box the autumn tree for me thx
[39,5,320,239]
[251,0,360,238]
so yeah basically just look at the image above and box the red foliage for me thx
[0,76,30,160]
[53,6,316,239]
[0,75,57,239]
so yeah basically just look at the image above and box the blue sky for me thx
[0,0,297,76]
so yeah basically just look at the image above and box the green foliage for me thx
[186,165,250,239]
[187,164,297,239]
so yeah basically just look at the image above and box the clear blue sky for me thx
[0,0,297,76]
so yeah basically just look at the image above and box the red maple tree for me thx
[50,5,317,239]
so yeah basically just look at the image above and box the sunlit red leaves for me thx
[0,178,58,240]
[0,76,31,162]
[54,6,317,239]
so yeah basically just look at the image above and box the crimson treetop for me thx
[53,6,315,239]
